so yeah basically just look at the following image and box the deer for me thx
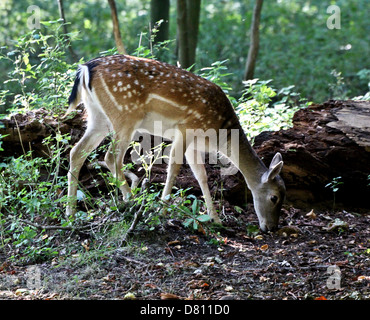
[65,54,285,232]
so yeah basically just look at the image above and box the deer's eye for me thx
[270,195,278,204]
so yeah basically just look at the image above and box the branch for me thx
[57,0,78,61]
[108,0,127,54]
[18,218,78,231]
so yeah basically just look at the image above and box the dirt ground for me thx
[0,202,369,300]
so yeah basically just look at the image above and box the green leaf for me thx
[183,218,193,228]
[191,199,199,214]
[76,190,86,201]
[197,214,212,222]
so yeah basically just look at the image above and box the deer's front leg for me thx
[186,149,221,224]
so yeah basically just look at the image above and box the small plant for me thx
[246,224,260,237]
[0,132,71,262]
[0,20,80,116]
[325,176,344,210]
[236,79,307,140]
[175,195,212,232]
[329,69,348,100]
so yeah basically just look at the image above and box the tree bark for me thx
[253,100,370,209]
[108,0,127,54]
[176,0,201,69]
[244,0,263,80]
[57,0,78,61]
[150,0,170,44]
[177,0,190,68]
[186,0,201,69]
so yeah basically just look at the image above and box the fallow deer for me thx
[66,54,285,232]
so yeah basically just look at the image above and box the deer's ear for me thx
[269,152,283,169]
[262,153,283,183]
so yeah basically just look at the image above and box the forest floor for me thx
[0,104,369,300]
[0,203,369,300]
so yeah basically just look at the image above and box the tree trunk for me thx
[176,0,201,69]
[57,0,78,61]
[244,0,263,80]
[186,0,201,69]
[177,0,190,68]
[108,0,126,55]
[150,0,170,44]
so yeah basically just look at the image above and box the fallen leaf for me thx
[160,292,181,300]
[15,288,29,296]
[187,280,210,289]
[167,240,181,246]
[188,235,200,244]
[314,296,327,300]
[306,209,317,219]
[224,285,233,292]
[276,226,300,237]
[357,275,370,282]
[81,240,89,251]
[325,219,349,232]
[123,292,136,300]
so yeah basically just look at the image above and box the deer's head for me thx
[252,153,286,232]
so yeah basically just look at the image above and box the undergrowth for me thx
[0,20,310,264]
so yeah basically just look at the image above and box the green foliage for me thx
[1,1,368,264]
[0,20,80,115]
[180,195,212,232]
[0,133,70,262]
[198,0,369,102]
[246,224,260,237]
[236,79,309,140]
[325,176,344,210]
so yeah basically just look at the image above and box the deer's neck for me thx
[228,125,267,190]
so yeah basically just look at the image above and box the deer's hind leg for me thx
[104,133,139,200]
[67,117,110,216]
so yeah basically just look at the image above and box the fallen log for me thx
[1,100,369,210]
[253,100,370,209]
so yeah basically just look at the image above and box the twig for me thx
[18,218,79,231]
[121,178,149,244]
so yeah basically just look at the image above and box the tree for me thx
[108,0,126,54]
[244,0,264,80]
[176,0,201,69]
[150,0,170,44]
[57,0,78,61]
